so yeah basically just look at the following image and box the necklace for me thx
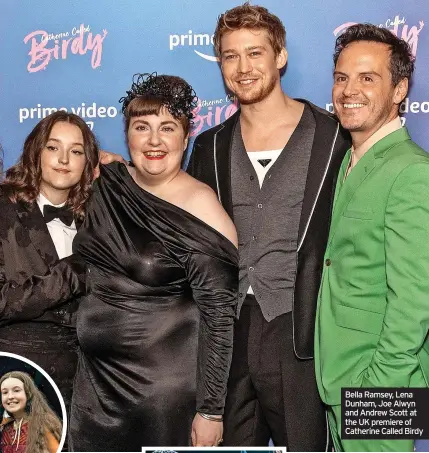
[12,417,24,446]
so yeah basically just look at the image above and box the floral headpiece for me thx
[119,72,198,121]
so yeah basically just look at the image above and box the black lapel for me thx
[75,216,84,230]
[15,201,59,265]
[297,102,343,246]
[213,111,240,219]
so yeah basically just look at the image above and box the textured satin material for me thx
[70,163,238,450]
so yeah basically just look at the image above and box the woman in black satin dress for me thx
[70,74,238,451]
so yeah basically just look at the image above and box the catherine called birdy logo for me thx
[333,15,424,57]
[169,30,218,62]
[191,94,238,136]
[23,24,108,73]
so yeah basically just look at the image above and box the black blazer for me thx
[0,193,85,327]
[187,100,351,359]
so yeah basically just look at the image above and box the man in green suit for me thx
[315,23,429,452]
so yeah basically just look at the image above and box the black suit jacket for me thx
[0,193,85,327]
[187,100,351,359]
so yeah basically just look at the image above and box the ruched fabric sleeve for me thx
[186,250,238,415]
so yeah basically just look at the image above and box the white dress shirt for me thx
[246,148,283,295]
[247,149,283,188]
[37,193,77,259]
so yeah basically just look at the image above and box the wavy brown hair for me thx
[1,111,99,219]
[0,371,62,453]
[214,2,286,57]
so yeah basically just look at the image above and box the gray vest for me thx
[231,104,315,321]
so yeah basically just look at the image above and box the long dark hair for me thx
[0,371,62,453]
[1,111,99,219]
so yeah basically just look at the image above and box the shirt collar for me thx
[352,116,402,160]
[37,192,66,213]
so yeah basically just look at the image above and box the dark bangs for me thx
[124,96,190,135]
[127,95,164,118]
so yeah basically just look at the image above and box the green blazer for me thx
[315,127,429,450]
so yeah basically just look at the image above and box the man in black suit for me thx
[187,3,350,450]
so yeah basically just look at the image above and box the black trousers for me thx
[223,295,328,451]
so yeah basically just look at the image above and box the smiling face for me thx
[1,378,27,419]
[127,108,188,182]
[332,40,408,146]
[39,121,87,203]
[220,28,287,105]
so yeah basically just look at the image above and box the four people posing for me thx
[0,3,428,452]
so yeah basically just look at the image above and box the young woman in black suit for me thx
[0,111,98,415]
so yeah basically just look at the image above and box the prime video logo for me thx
[169,30,219,62]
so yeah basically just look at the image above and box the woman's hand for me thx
[94,150,128,179]
[191,413,223,446]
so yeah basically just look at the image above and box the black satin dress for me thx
[70,163,238,451]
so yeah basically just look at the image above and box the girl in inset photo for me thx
[0,371,62,453]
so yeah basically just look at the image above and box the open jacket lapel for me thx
[75,215,84,230]
[327,127,411,246]
[213,111,239,219]
[328,146,376,246]
[297,104,342,250]
[15,201,59,265]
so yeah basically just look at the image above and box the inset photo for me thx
[0,352,66,453]
[143,449,288,453]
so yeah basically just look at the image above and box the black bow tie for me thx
[43,205,74,226]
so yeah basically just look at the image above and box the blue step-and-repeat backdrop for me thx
[0,0,428,170]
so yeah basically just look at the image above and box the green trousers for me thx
[327,404,414,452]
